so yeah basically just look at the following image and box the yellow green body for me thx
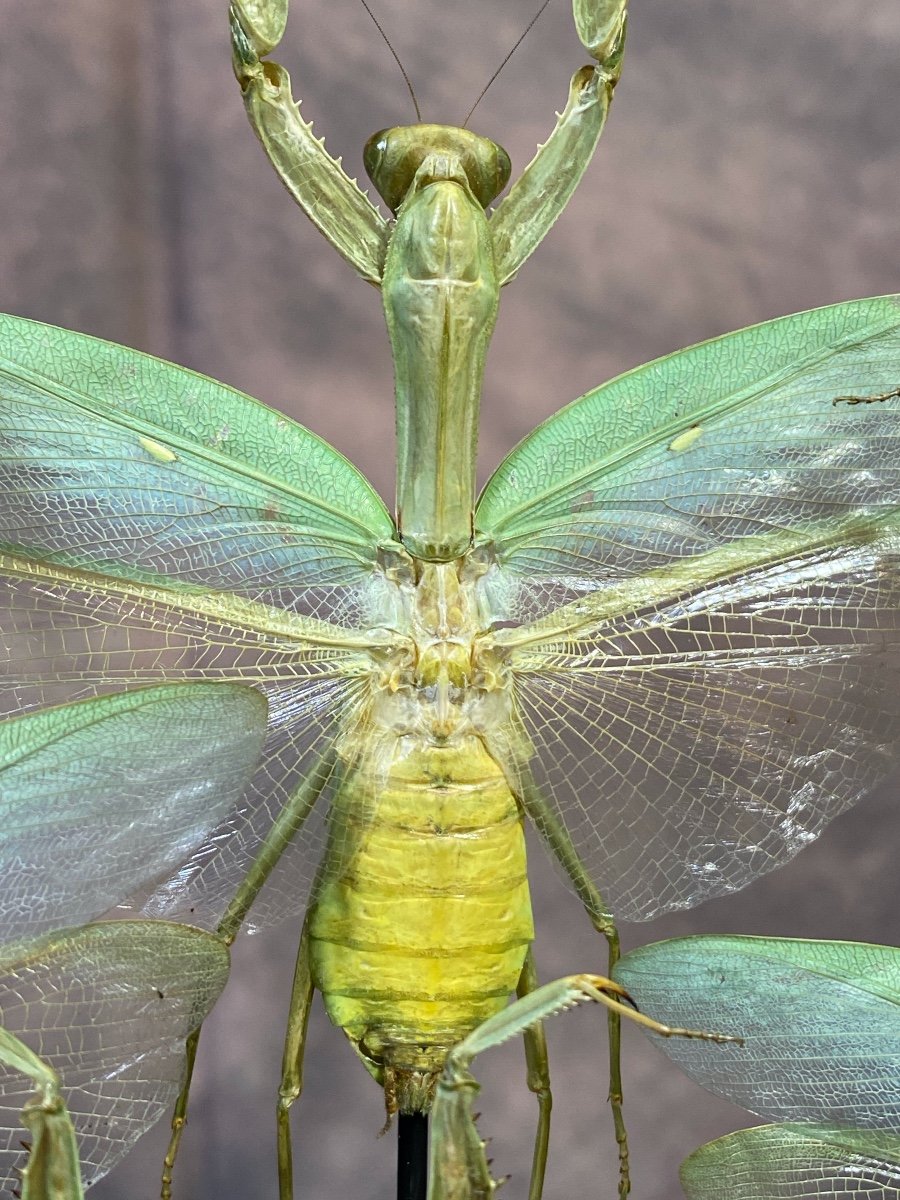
[309,738,532,1108]
[6,1,899,1199]
[308,561,533,1110]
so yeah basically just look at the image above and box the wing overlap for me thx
[501,516,900,919]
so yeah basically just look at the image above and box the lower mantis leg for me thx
[516,951,552,1200]
[160,750,335,1199]
[429,973,733,1200]
[160,1029,200,1200]
[277,915,315,1200]
[515,768,630,1198]
[429,978,620,1200]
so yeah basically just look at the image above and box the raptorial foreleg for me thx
[229,0,388,282]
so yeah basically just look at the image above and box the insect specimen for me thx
[0,0,898,1197]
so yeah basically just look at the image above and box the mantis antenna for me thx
[463,0,554,127]
[359,0,555,135]
[358,0,422,121]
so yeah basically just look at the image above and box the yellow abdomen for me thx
[308,734,532,1097]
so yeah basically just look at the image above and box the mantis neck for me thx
[383,159,500,563]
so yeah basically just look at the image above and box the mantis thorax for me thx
[368,562,510,745]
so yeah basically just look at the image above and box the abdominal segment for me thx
[308,736,533,1111]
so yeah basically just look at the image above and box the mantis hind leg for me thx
[277,915,315,1200]
[429,971,731,1200]
[515,768,630,1198]
[516,950,552,1200]
[160,1028,200,1199]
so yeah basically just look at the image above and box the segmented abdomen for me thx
[309,735,533,1064]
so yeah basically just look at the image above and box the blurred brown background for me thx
[2,1,899,1197]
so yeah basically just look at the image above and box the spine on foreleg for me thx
[308,737,533,1110]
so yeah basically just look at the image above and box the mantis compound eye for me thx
[364,124,511,212]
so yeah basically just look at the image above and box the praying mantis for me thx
[1,2,900,1200]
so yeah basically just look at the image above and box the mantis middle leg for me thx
[515,767,630,1198]
[160,749,336,1200]
[277,915,315,1200]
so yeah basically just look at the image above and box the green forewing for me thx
[0,314,395,602]
[476,295,900,583]
[0,684,267,940]
[681,1125,900,1200]
[0,313,395,929]
[613,936,900,1128]
[0,920,228,1192]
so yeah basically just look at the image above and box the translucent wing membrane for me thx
[681,1126,900,1200]
[0,554,387,929]
[476,296,900,606]
[474,296,900,919]
[0,314,398,616]
[141,674,372,930]
[0,684,266,940]
[0,921,228,1191]
[499,516,900,919]
[614,937,900,1130]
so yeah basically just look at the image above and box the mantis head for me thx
[363,125,511,213]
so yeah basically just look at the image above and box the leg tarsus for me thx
[276,1097,295,1200]
[591,916,630,1199]
[607,1010,629,1200]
